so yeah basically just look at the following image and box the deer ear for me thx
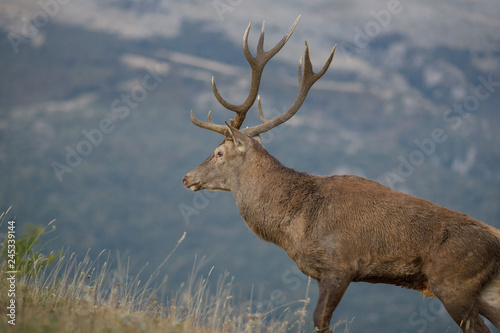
[225,122,250,152]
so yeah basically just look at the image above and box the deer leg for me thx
[313,275,351,333]
[478,276,500,329]
[427,257,492,333]
[432,288,490,333]
[442,302,490,333]
[478,303,500,330]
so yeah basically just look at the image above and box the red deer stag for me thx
[183,16,500,332]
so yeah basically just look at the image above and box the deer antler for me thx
[214,16,301,129]
[190,16,335,137]
[190,16,300,136]
[243,43,336,137]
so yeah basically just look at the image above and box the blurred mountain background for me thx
[1,0,499,331]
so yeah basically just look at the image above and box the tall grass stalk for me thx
[0,211,330,332]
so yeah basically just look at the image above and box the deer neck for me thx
[230,145,311,250]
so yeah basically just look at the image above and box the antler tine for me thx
[212,15,301,130]
[190,110,228,136]
[257,95,267,123]
[242,43,336,137]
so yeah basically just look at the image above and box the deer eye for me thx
[216,151,223,158]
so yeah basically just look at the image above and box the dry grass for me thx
[0,214,320,333]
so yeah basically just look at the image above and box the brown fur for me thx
[184,131,500,332]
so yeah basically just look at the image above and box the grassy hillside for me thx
[0,213,345,333]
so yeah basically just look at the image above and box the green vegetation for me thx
[1,220,61,278]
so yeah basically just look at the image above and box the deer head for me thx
[183,16,336,192]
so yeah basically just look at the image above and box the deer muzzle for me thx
[183,173,201,192]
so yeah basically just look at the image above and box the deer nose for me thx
[183,174,200,191]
